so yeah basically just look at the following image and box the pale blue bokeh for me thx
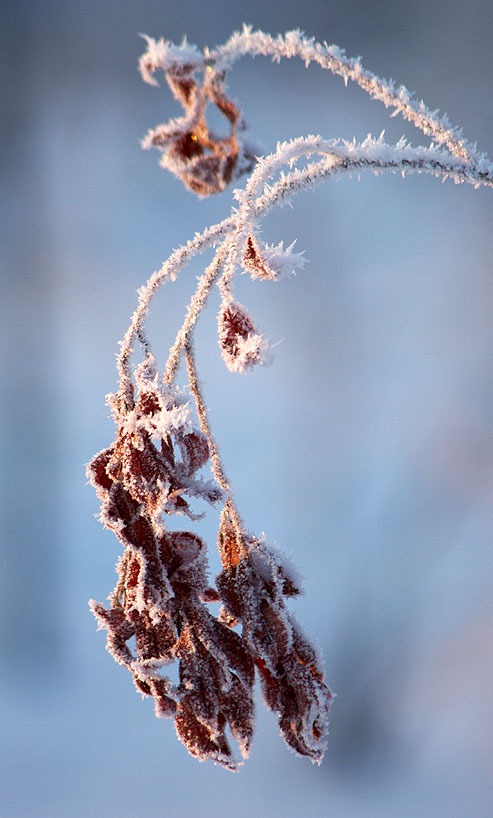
[2,2,493,816]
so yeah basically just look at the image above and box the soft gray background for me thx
[2,1,493,816]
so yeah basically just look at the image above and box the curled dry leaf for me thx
[243,234,307,281]
[243,234,280,280]
[88,360,254,769]
[142,63,255,196]
[216,508,333,762]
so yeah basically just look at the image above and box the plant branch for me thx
[184,339,247,554]
[140,26,493,170]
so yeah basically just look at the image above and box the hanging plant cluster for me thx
[88,27,492,770]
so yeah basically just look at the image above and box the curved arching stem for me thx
[184,339,248,555]
[140,27,493,170]
[117,134,492,400]
[116,216,236,401]
[157,136,493,387]
[91,30,493,770]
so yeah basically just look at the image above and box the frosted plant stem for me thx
[118,136,492,403]
[140,27,493,171]
[117,216,236,400]
[218,135,493,295]
[184,340,247,553]
[164,244,228,385]
[214,28,477,163]
[258,147,493,213]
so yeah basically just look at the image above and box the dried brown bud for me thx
[243,234,278,280]
[218,301,271,373]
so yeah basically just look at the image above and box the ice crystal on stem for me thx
[89,28,492,770]
[242,234,306,281]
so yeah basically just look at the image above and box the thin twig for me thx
[184,338,247,554]
[164,243,228,384]
[117,216,236,398]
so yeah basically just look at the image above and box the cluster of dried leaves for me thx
[141,51,255,196]
[89,359,332,769]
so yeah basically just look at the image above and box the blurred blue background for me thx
[2,1,493,816]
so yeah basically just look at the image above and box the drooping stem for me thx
[116,215,236,399]
[212,28,480,164]
[218,136,493,295]
[184,339,247,555]
[119,137,493,399]
[140,27,493,170]
[91,28,493,770]
[164,243,228,385]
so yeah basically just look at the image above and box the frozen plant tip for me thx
[217,300,272,373]
[89,27,492,770]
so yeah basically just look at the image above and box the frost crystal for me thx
[243,234,306,281]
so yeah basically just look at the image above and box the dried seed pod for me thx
[218,300,271,372]
[243,234,307,281]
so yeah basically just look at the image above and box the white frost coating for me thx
[250,538,304,594]
[117,218,236,398]
[139,35,203,85]
[259,240,306,278]
[134,355,192,437]
[139,26,493,171]
[131,657,175,677]
[228,331,272,373]
[244,237,306,281]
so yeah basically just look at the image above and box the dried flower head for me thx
[140,37,256,195]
